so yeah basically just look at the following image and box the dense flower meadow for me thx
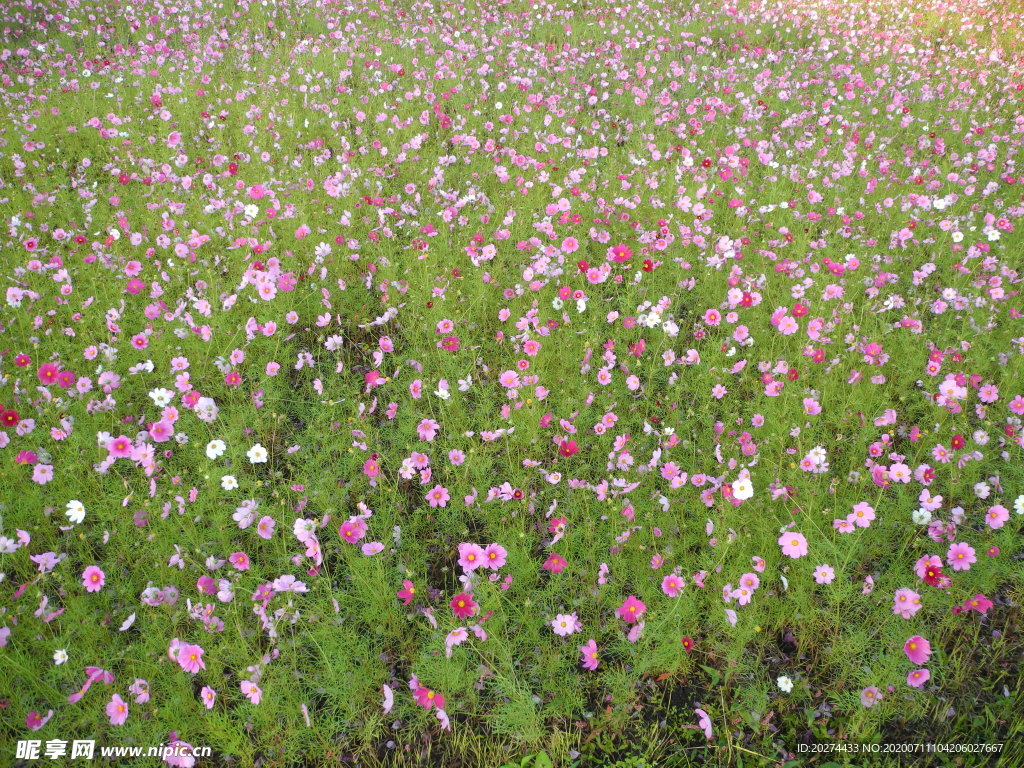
[1,0,1023,764]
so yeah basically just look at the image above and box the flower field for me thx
[1,0,1023,764]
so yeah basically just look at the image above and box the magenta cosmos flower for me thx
[778,531,809,558]
[37,362,60,385]
[82,565,105,593]
[542,552,567,574]
[618,595,647,623]
[413,685,445,710]
[904,636,932,665]
[26,710,54,730]
[339,517,367,543]
[397,579,416,605]
[558,438,579,457]
[450,592,477,619]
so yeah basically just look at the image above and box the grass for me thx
[0,0,1023,765]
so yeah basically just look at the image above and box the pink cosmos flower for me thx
[363,457,380,479]
[963,593,993,614]
[107,435,134,458]
[947,542,976,571]
[445,627,469,657]
[985,505,1009,529]
[82,565,105,593]
[149,420,174,443]
[256,515,276,539]
[849,502,875,527]
[893,588,923,619]
[551,613,581,636]
[129,679,150,704]
[164,739,197,768]
[106,693,129,725]
[618,595,646,623]
[483,543,507,570]
[661,573,684,597]
[579,639,599,670]
[458,543,485,572]
[417,418,439,441]
[860,686,882,708]
[904,635,932,665]
[241,680,263,705]
[229,552,251,571]
[778,531,808,558]
[426,485,450,508]
[695,708,713,739]
[907,669,930,688]
[813,564,835,584]
[177,643,206,674]
[915,555,943,579]
[201,686,216,710]
[32,463,54,485]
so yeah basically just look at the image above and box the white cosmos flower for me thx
[246,444,268,464]
[149,388,174,407]
[66,500,86,525]
[732,477,754,501]
[53,649,69,666]
[912,508,932,525]
[206,439,226,460]
[221,475,238,490]
[807,446,828,465]
[777,675,794,693]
